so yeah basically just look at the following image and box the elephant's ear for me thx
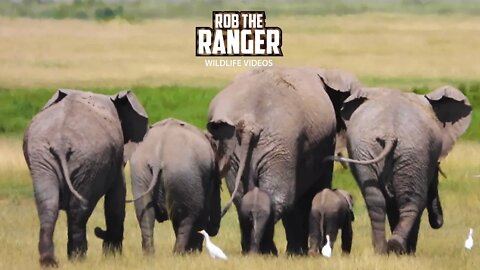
[111,90,149,144]
[425,86,472,158]
[42,89,69,110]
[207,118,235,140]
[207,118,236,176]
[340,88,369,124]
[207,115,261,177]
[318,70,361,133]
[337,189,355,221]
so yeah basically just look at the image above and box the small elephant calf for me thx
[308,188,354,256]
[129,118,221,254]
[239,187,277,255]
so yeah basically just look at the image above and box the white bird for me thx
[465,228,474,250]
[198,230,228,260]
[321,234,332,258]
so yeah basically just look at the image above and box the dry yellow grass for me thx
[0,13,480,89]
[1,137,479,269]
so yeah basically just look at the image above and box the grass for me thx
[1,137,479,269]
[1,14,480,89]
[1,83,479,140]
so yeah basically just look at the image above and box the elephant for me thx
[330,86,472,254]
[206,66,360,254]
[129,118,221,254]
[308,188,354,256]
[239,187,277,255]
[23,89,148,267]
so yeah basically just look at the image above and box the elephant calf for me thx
[129,118,221,254]
[308,188,354,256]
[239,187,277,255]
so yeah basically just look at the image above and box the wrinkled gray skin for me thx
[23,89,148,267]
[308,189,354,256]
[207,66,360,254]
[334,86,472,254]
[129,118,221,254]
[239,187,277,255]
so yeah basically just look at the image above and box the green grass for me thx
[0,86,219,135]
[1,82,479,140]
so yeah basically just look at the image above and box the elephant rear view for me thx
[23,89,148,267]
[129,118,221,254]
[207,66,360,254]
[334,86,472,254]
[308,188,354,256]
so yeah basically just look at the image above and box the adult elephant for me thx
[207,66,360,254]
[23,89,148,267]
[331,86,472,254]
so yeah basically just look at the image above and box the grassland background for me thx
[1,4,480,270]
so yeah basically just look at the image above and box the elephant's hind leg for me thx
[341,219,353,254]
[351,164,388,254]
[308,212,321,255]
[406,215,422,254]
[387,203,421,255]
[283,196,311,255]
[67,201,94,260]
[172,214,195,254]
[33,172,60,267]
[186,220,204,252]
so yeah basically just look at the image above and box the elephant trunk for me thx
[221,130,254,217]
[126,165,162,203]
[326,138,397,165]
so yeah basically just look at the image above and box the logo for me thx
[196,11,283,57]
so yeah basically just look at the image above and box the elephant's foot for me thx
[40,255,58,268]
[263,245,278,256]
[373,239,388,254]
[102,241,122,255]
[308,248,319,256]
[141,242,155,256]
[67,251,87,262]
[387,235,406,255]
[286,246,308,256]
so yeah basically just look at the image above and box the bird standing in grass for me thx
[198,230,228,260]
[321,235,332,258]
[465,228,474,250]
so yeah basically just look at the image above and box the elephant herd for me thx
[22,66,472,267]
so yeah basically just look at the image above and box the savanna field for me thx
[1,9,480,270]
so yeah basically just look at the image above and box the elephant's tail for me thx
[325,138,397,165]
[221,130,254,217]
[52,149,88,206]
[126,165,161,203]
[319,213,325,246]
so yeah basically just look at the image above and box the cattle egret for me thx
[465,228,474,250]
[321,235,332,258]
[198,230,228,260]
